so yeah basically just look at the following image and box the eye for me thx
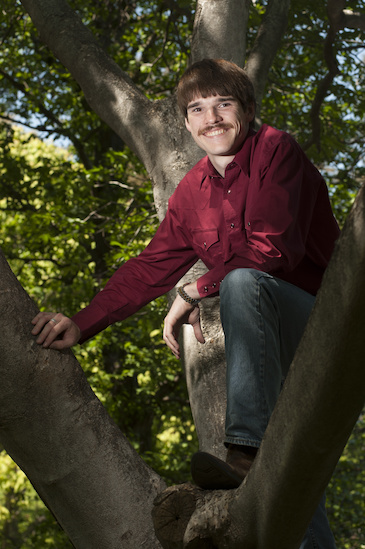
[188,106,202,115]
[219,102,231,108]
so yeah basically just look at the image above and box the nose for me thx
[205,106,222,124]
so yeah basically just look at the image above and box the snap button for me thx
[230,223,235,228]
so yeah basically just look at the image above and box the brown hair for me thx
[177,59,256,122]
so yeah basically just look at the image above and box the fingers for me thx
[31,311,56,332]
[31,312,80,349]
[33,313,63,347]
[163,319,204,359]
[192,320,205,345]
[163,296,207,358]
[163,320,181,359]
[31,312,59,342]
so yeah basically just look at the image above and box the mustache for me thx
[198,123,234,136]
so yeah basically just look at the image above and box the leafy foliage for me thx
[327,414,365,548]
[0,452,71,548]
[252,0,365,227]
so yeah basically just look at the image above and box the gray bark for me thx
[190,0,251,66]
[0,250,165,548]
[244,0,290,117]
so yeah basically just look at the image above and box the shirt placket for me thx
[201,163,243,295]
[222,163,242,259]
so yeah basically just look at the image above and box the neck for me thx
[208,154,235,177]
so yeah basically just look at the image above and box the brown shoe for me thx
[226,444,258,479]
[191,445,257,490]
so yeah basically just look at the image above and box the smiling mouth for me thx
[204,128,226,137]
[199,124,232,137]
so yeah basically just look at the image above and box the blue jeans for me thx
[220,268,336,549]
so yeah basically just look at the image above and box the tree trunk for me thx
[0,250,165,549]
[190,0,251,65]
[181,272,227,460]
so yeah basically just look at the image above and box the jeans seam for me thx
[308,526,319,548]
[224,436,261,448]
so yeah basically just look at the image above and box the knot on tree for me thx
[152,482,235,549]
[152,483,214,549]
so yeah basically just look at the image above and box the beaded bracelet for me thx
[177,283,201,306]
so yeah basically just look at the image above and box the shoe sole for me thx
[191,451,243,490]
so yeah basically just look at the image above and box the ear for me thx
[185,116,191,133]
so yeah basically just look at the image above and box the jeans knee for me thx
[220,268,259,302]
[220,269,262,324]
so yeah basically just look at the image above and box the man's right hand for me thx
[31,312,81,350]
[163,293,205,359]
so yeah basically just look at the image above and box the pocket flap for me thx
[192,228,219,251]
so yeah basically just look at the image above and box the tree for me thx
[0,0,364,547]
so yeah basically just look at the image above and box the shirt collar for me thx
[200,128,257,188]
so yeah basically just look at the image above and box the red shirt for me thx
[73,124,340,343]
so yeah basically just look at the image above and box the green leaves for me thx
[0,452,72,547]
[327,414,365,548]
[253,1,365,226]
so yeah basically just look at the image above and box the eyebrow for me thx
[187,100,202,111]
[187,96,237,111]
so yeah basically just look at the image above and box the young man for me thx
[32,59,339,547]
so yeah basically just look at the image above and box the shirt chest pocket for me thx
[191,228,219,254]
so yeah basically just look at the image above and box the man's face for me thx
[185,94,254,164]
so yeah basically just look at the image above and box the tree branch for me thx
[327,0,365,31]
[19,0,157,161]
[245,0,290,117]
[0,248,165,548]
[190,0,251,66]
[19,0,197,212]
[343,10,365,30]
[303,0,365,151]
[0,67,93,169]
[302,29,340,152]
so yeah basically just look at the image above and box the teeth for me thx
[205,128,226,137]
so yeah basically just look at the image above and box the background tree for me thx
[0,0,364,547]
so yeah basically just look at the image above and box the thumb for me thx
[192,320,205,344]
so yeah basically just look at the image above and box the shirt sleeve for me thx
[196,135,323,297]
[72,204,198,343]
